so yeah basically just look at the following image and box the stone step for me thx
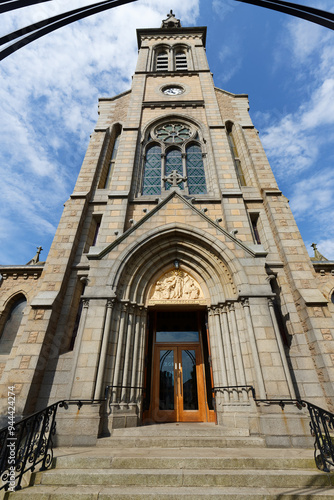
[53,450,316,471]
[96,436,265,448]
[36,468,334,488]
[9,485,334,499]
[110,423,250,437]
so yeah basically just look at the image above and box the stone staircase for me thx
[5,423,334,499]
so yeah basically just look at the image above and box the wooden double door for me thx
[152,343,206,422]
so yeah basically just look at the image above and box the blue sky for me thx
[1,0,334,264]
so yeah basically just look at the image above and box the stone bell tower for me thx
[0,11,333,446]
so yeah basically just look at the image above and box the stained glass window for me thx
[156,124,191,144]
[142,124,207,196]
[165,149,183,190]
[186,145,207,195]
[142,145,161,195]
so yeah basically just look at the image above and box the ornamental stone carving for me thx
[149,270,206,305]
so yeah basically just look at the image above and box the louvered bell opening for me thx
[156,52,168,71]
[175,52,187,71]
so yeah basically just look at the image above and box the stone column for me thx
[268,298,296,398]
[211,306,229,403]
[69,298,89,398]
[220,305,238,401]
[242,298,266,399]
[121,303,136,405]
[130,306,144,404]
[111,301,128,405]
[228,302,248,402]
[94,298,115,400]
[137,308,147,411]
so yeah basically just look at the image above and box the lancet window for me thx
[226,123,246,187]
[0,295,27,355]
[142,122,207,196]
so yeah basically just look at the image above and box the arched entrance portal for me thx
[142,269,215,423]
[144,308,215,423]
[104,225,241,429]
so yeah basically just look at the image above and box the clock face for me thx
[162,86,184,96]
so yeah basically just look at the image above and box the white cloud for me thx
[289,169,334,218]
[0,1,200,264]
[212,0,237,20]
[316,239,334,261]
[217,35,242,83]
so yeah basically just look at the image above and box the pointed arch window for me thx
[0,295,27,355]
[226,124,246,187]
[186,145,207,195]
[142,145,162,195]
[165,148,183,190]
[141,122,207,196]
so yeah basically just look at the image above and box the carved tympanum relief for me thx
[149,270,206,304]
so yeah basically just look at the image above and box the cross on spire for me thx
[161,10,181,28]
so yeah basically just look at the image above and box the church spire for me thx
[161,10,181,28]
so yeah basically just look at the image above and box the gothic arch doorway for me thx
[142,268,215,423]
[143,308,215,423]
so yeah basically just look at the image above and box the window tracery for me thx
[141,122,207,196]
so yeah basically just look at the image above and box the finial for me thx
[161,10,181,28]
[26,246,43,265]
[311,243,328,262]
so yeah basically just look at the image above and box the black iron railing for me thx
[255,397,334,473]
[0,398,104,492]
[213,384,334,473]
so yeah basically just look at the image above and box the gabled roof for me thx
[87,190,267,261]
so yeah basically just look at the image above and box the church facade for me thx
[1,13,334,445]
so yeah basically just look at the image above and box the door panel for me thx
[159,349,175,410]
[181,349,198,411]
[152,344,206,422]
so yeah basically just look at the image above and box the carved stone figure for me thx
[150,270,203,301]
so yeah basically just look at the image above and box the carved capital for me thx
[227,302,235,312]
[267,297,274,308]
[82,298,90,309]
[241,298,249,308]
[121,301,129,313]
[107,298,116,309]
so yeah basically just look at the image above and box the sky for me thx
[0,0,334,265]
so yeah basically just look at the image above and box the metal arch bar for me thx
[235,0,334,30]
[0,1,52,14]
[1,0,118,45]
[0,0,137,60]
